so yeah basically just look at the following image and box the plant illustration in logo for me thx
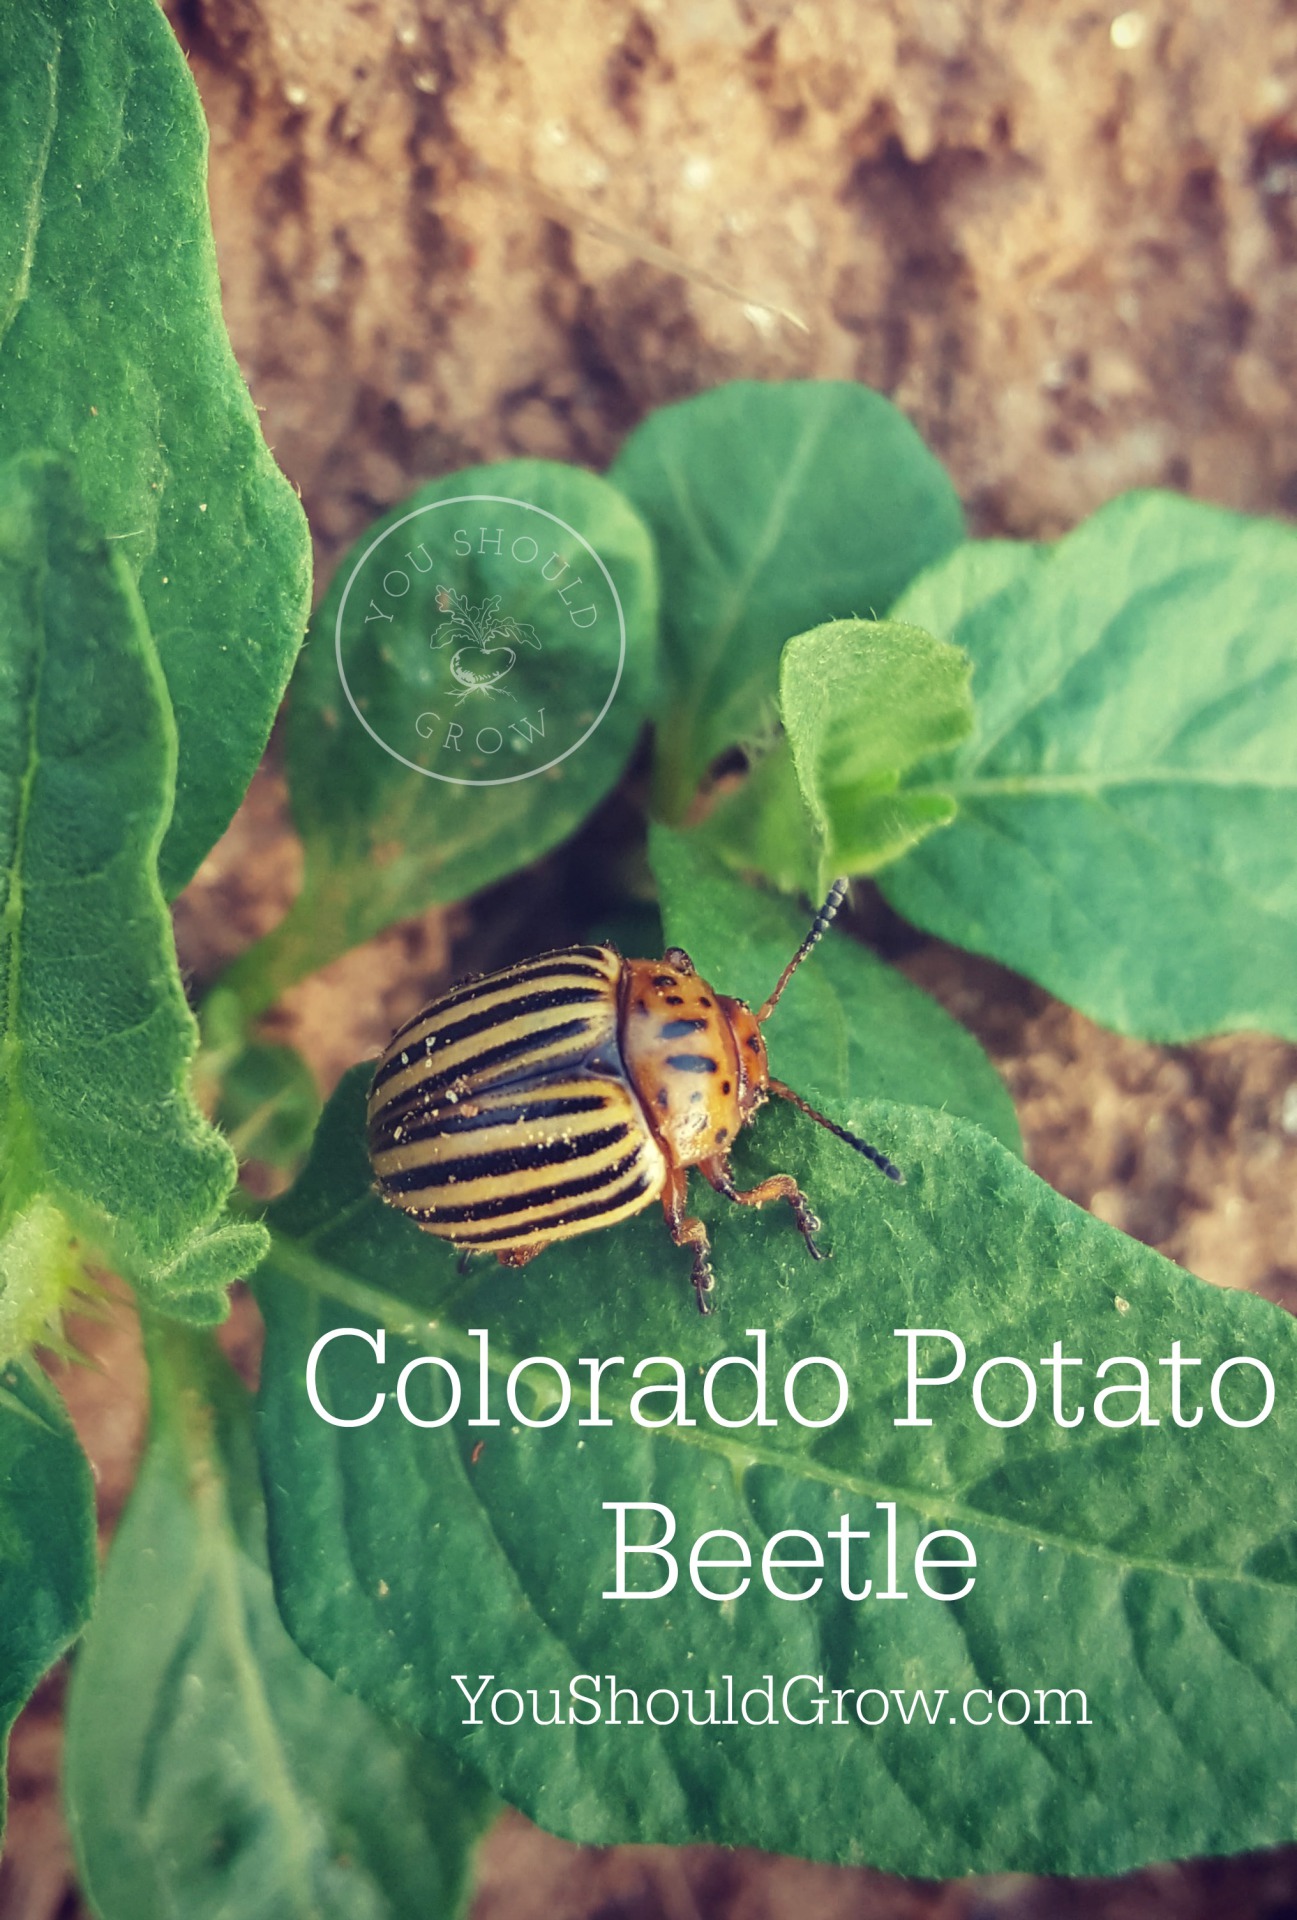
[431,585,542,703]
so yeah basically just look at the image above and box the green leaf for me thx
[197,990,321,1174]
[650,826,1019,1153]
[216,1044,321,1173]
[0,0,310,895]
[781,620,974,885]
[256,1069,1297,1877]
[692,734,822,900]
[0,1356,96,1848]
[0,455,266,1333]
[224,462,658,1013]
[609,381,964,820]
[880,496,1297,1040]
[692,618,977,899]
[65,1321,493,1920]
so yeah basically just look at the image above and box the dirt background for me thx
[4,0,1297,1914]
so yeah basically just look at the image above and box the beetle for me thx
[367,878,902,1312]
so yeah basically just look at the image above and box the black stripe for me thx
[371,1043,611,1135]
[665,1052,718,1073]
[372,1017,599,1106]
[400,951,612,1021]
[371,1091,611,1149]
[377,1122,628,1195]
[385,953,612,1047]
[374,1075,606,1128]
[416,1147,644,1224]
[372,985,606,1098]
[440,1170,654,1244]
[423,1021,602,1096]
[423,985,608,1056]
[659,1018,708,1038]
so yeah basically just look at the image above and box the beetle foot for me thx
[692,1252,716,1314]
[791,1197,825,1260]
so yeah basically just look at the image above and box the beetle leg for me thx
[660,1164,716,1314]
[700,1157,825,1261]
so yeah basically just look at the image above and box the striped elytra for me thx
[367,887,903,1312]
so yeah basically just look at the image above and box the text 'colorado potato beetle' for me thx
[367,880,902,1311]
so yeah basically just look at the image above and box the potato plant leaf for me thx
[256,1068,1297,1876]
[0,0,311,896]
[197,989,322,1176]
[609,381,964,821]
[781,618,974,884]
[225,462,658,1013]
[0,456,266,1331]
[692,619,976,896]
[691,731,822,899]
[880,496,1297,1040]
[0,1356,96,1848]
[65,1321,494,1920]
[650,827,1020,1153]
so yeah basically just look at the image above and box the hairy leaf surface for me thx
[0,0,310,894]
[255,1069,1297,1876]
[226,462,657,1012]
[881,498,1297,1039]
[197,990,322,1176]
[0,457,266,1329]
[782,620,974,882]
[0,1357,95,1847]
[650,828,1019,1153]
[610,381,964,819]
[66,1323,492,1919]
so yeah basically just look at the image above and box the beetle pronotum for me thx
[367,879,902,1311]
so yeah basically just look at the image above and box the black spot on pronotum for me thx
[716,1126,729,1144]
[721,1080,732,1095]
[660,1017,708,1039]
[655,1088,669,1111]
[635,997,649,1014]
[664,994,685,1006]
[652,974,676,989]
[666,1053,718,1073]
[746,1034,762,1053]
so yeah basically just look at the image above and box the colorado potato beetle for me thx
[367,879,902,1311]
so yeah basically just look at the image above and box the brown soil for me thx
[4,0,1297,1914]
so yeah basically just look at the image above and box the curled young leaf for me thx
[611,381,964,821]
[780,618,974,885]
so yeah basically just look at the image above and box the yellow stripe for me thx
[370,967,620,1117]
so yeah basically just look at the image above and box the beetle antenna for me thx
[768,1078,904,1183]
[757,876,850,1023]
